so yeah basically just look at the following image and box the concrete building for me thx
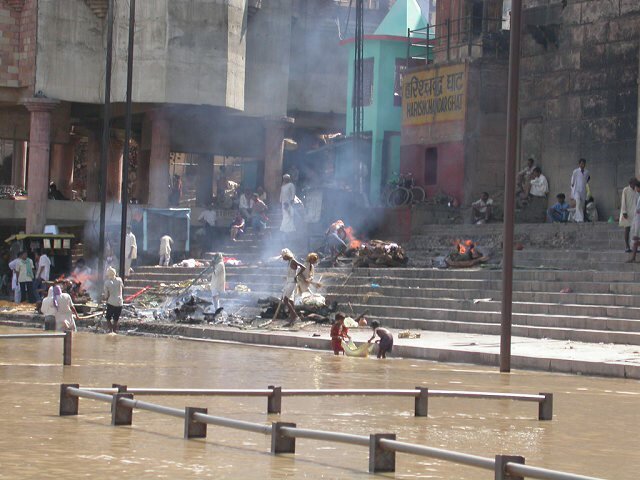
[0,0,394,238]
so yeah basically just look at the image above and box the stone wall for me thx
[0,0,36,89]
[519,0,640,218]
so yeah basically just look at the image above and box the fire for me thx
[343,226,362,249]
[455,239,474,255]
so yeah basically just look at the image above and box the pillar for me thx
[263,116,294,204]
[135,114,151,204]
[50,138,77,199]
[148,110,171,208]
[107,134,124,202]
[11,140,27,189]
[196,154,214,206]
[636,42,640,177]
[22,97,60,234]
[86,127,101,202]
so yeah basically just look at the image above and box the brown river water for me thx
[0,326,638,479]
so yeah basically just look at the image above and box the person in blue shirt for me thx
[547,193,570,223]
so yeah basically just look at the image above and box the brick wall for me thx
[0,0,36,90]
[519,0,640,218]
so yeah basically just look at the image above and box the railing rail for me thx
[79,386,553,420]
[58,384,603,479]
[0,331,72,365]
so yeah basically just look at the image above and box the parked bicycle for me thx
[383,173,426,207]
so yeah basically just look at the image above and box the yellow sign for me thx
[402,63,466,125]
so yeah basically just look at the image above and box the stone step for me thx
[330,285,640,307]
[325,293,640,320]
[335,276,640,295]
[360,313,640,345]
[343,301,640,330]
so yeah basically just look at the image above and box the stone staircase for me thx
[124,220,640,346]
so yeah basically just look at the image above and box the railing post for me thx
[63,331,72,366]
[184,407,208,439]
[112,384,128,393]
[414,386,429,417]
[271,422,296,454]
[111,393,134,426]
[369,434,396,473]
[59,383,79,416]
[495,455,525,480]
[267,385,282,414]
[538,393,553,421]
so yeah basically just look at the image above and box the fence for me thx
[59,384,601,479]
[80,385,553,420]
[407,16,509,64]
[0,332,72,365]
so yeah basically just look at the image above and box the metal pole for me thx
[500,0,522,373]
[118,0,136,279]
[98,0,115,288]
[63,331,72,366]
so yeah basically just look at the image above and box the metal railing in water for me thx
[59,384,602,479]
[80,385,553,420]
[0,332,72,365]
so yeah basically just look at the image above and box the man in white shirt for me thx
[238,189,253,220]
[619,177,638,252]
[8,257,20,303]
[570,158,590,223]
[159,235,174,266]
[124,226,137,275]
[34,250,51,300]
[198,203,217,250]
[529,167,549,198]
[472,192,493,224]
[280,174,296,233]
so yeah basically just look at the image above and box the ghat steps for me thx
[124,221,640,345]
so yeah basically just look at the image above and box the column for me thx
[22,97,60,234]
[196,154,213,206]
[147,110,170,208]
[11,140,27,189]
[135,115,151,204]
[107,134,124,202]
[85,126,101,202]
[50,138,77,199]
[263,116,294,204]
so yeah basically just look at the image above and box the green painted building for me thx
[342,0,428,203]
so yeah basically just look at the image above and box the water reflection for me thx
[0,326,638,479]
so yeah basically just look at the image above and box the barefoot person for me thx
[620,178,638,252]
[367,320,393,359]
[210,253,225,313]
[103,267,124,333]
[280,248,305,325]
[297,252,319,295]
[52,285,78,332]
[330,312,351,355]
[627,182,640,262]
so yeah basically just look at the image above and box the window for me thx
[352,58,374,107]
[424,148,438,185]
[393,59,405,106]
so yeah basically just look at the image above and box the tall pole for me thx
[500,0,522,373]
[98,0,114,286]
[353,0,364,195]
[119,0,136,279]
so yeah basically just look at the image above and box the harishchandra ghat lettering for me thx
[402,64,466,125]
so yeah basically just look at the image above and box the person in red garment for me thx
[330,312,351,355]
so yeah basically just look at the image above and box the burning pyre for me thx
[446,239,488,267]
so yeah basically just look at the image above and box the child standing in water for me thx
[368,320,393,358]
[330,312,351,355]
